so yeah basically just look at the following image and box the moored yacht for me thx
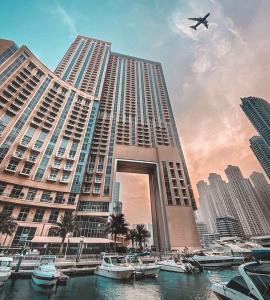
[211,262,270,300]
[32,256,60,287]
[0,257,13,285]
[95,255,134,280]
[190,254,234,268]
[125,255,161,278]
[157,254,196,273]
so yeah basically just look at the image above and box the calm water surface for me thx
[0,268,239,300]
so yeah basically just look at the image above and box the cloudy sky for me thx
[2,0,270,224]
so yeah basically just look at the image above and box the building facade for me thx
[216,216,241,238]
[250,171,270,220]
[225,165,270,237]
[250,136,270,179]
[0,36,199,251]
[241,97,270,148]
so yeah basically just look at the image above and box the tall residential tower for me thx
[0,36,199,251]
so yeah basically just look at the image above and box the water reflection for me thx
[0,269,239,300]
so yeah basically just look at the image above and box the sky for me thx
[1,0,270,224]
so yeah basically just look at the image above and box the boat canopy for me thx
[244,263,270,275]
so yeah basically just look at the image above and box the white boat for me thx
[32,256,60,287]
[95,255,134,280]
[125,255,161,278]
[0,257,13,284]
[211,262,270,300]
[190,254,234,268]
[157,254,195,273]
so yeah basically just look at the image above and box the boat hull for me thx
[157,261,187,273]
[95,266,134,280]
[212,283,255,300]
[0,271,11,283]
[32,272,58,287]
[134,265,161,277]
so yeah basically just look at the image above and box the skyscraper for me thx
[0,36,199,250]
[196,180,217,233]
[241,96,270,148]
[250,136,270,179]
[225,165,270,237]
[216,216,241,238]
[250,171,270,219]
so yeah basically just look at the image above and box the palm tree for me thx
[0,211,17,244]
[105,213,129,252]
[126,229,137,248]
[51,212,80,254]
[135,224,151,250]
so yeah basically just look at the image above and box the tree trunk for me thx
[60,235,66,254]
[114,233,117,253]
[131,239,134,248]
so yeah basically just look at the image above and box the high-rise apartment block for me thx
[216,216,241,238]
[241,97,270,148]
[0,36,199,251]
[250,136,270,179]
[197,165,270,238]
[241,97,270,179]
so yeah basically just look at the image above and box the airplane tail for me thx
[190,25,197,30]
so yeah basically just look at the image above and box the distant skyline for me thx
[2,0,270,212]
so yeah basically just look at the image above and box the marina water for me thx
[0,268,239,300]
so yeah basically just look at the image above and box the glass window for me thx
[10,185,23,198]
[57,147,65,156]
[21,163,33,175]
[17,207,30,221]
[6,159,19,171]
[55,192,64,204]
[2,204,14,215]
[33,140,43,149]
[0,182,6,195]
[61,172,69,181]
[53,159,61,168]
[33,208,45,222]
[41,191,51,202]
[67,193,76,204]
[49,171,58,180]
[21,135,31,146]
[48,209,59,223]
[26,188,37,200]
[15,147,25,158]
[28,151,38,162]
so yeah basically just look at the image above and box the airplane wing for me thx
[188,18,201,21]
[203,21,208,29]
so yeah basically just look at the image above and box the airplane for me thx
[188,13,210,30]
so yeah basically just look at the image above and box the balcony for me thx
[47,176,57,182]
[60,178,69,184]
[93,188,101,195]
[95,177,102,184]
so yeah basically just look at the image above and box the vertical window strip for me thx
[135,62,141,124]
[103,59,122,196]
[34,91,75,181]
[0,76,52,162]
[62,40,86,81]
[119,59,126,122]
[162,161,173,205]
[0,44,18,65]
[0,54,27,86]
[152,65,164,126]
[140,63,147,125]
[148,65,159,125]
[71,100,99,193]
[94,46,110,97]
[74,42,95,88]
[132,115,136,145]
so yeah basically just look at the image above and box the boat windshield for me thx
[0,261,10,267]
[128,256,140,264]
[110,257,126,265]
[247,272,270,300]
